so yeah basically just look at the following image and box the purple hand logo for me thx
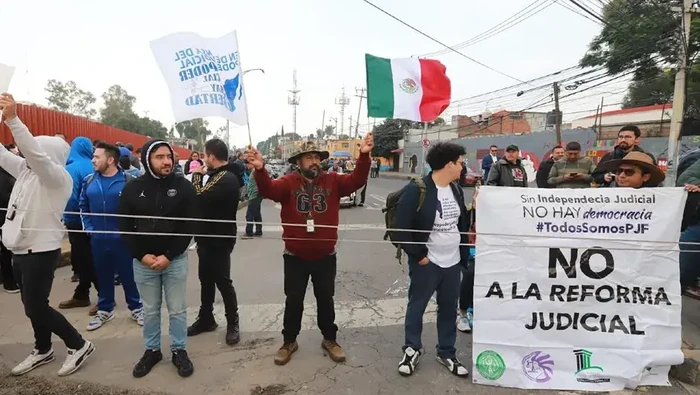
[522,351,554,383]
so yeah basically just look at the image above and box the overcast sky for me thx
[2,0,615,148]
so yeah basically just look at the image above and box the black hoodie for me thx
[118,139,197,261]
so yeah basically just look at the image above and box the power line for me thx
[419,0,556,58]
[567,0,609,25]
[361,0,527,84]
[557,1,602,24]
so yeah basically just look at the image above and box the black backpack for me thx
[382,178,427,262]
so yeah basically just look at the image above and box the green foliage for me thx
[45,79,97,119]
[371,119,413,158]
[98,84,168,139]
[175,119,212,150]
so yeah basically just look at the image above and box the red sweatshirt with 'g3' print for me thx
[254,153,371,260]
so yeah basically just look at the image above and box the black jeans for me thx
[0,233,15,287]
[245,197,263,236]
[67,222,97,300]
[14,249,85,353]
[197,244,238,322]
[282,253,338,343]
[357,184,367,205]
[459,259,474,311]
[404,261,460,358]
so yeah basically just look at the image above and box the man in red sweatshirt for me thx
[247,134,373,366]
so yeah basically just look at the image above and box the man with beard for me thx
[119,140,197,378]
[187,138,241,346]
[247,135,373,366]
[81,142,143,332]
[592,125,657,187]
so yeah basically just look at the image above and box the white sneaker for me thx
[11,349,55,376]
[398,347,421,376]
[58,340,95,376]
[456,312,471,333]
[131,308,144,326]
[436,356,469,377]
[86,310,114,331]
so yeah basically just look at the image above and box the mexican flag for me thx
[365,54,451,122]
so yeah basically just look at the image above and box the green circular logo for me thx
[476,350,506,380]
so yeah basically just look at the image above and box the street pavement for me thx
[0,178,696,394]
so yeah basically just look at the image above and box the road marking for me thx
[370,194,385,203]
[0,297,429,345]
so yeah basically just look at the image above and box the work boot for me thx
[225,314,240,345]
[59,298,90,309]
[274,342,298,366]
[187,316,217,336]
[322,340,346,363]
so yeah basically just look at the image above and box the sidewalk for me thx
[378,171,416,180]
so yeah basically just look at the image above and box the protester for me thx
[481,145,499,181]
[184,151,204,175]
[243,163,263,238]
[58,137,99,312]
[0,165,17,293]
[329,161,342,174]
[81,142,143,331]
[119,139,197,378]
[370,158,378,178]
[677,156,700,297]
[598,151,664,189]
[125,143,142,170]
[393,142,470,378]
[375,158,381,177]
[119,147,142,178]
[592,125,657,186]
[485,145,528,187]
[248,135,373,366]
[457,188,477,334]
[187,139,241,346]
[535,146,564,188]
[173,151,184,177]
[0,93,95,376]
[547,142,595,189]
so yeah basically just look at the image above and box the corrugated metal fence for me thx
[0,104,192,157]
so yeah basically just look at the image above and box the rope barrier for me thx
[2,206,698,248]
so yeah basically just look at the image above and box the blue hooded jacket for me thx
[79,168,134,241]
[64,137,94,226]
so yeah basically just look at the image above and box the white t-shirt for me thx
[426,185,461,268]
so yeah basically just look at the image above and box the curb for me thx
[378,173,415,180]
[56,200,249,271]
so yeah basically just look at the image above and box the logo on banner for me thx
[522,351,554,383]
[476,350,506,380]
[573,349,610,383]
[399,78,418,94]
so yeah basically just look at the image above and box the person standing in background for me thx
[119,147,142,178]
[481,145,499,181]
[0,93,95,377]
[592,125,657,187]
[173,151,184,177]
[125,143,141,171]
[59,137,99,312]
[547,142,595,189]
[535,146,564,188]
[184,151,204,175]
[486,145,528,187]
[243,162,263,238]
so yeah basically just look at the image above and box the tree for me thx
[45,79,97,119]
[337,134,351,140]
[134,117,168,139]
[371,119,411,158]
[622,69,675,108]
[323,125,335,137]
[100,85,139,131]
[175,119,212,150]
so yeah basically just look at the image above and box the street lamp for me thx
[225,68,266,147]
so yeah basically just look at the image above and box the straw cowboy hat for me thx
[599,151,665,186]
[287,141,329,164]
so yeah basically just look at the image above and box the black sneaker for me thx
[133,349,162,378]
[436,356,469,377]
[4,282,20,294]
[226,321,240,345]
[187,316,218,336]
[172,349,194,378]
[398,347,421,376]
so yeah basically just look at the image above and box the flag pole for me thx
[235,35,254,149]
[421,121,428,177]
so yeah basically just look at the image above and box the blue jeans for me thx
[133,253,188,351]
[92,238,141,312]
[404,261,461,358]
[680,223,700,290]
[245,197,263,236]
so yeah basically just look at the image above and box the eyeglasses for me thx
[615,168,638,177]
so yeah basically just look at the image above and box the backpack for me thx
[382,178,427,262]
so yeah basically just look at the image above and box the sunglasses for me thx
[615,168,638,177]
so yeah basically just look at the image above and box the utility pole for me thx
[553,82,562,145]
[348,115,353,137]
[598,97,604,137]
[320,110,325,146]
[666,0,695,186]
[354,87,366,139]
[288,70,301,143]
[330,117,338,140]
[335,87,350,136]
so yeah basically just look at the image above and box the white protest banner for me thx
[150,31,248,125]
[473,186,685,391]
[0,63,16,93]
